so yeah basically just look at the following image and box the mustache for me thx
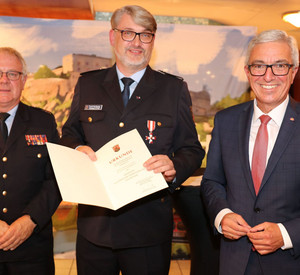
[126,46,145,52]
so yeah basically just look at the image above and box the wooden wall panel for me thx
[0,0,94,20]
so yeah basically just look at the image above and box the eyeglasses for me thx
[248,64,294,76]
[114,29,155,44]
[0,71,23,81]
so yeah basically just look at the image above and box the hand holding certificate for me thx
[47,129,168,210]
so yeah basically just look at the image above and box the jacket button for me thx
[2,191,7,196]
[2,174,7,179]
[119,122,124,128]
[2,208,7,213]
[2,157,7,162]
[254,208,261,213]
[37,153,42,158]
[88,117,93,123]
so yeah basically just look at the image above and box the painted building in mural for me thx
[62,53,112,74]
[190,85,211,116]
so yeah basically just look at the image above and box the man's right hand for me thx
[0,221,9,238]
[221,213,251,240]
[76,145,97,161]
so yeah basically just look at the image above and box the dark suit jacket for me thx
[201,98,300,274]
[0,102,61,262]
[61,65,204,249]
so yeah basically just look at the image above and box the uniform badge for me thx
[84,105,103,110]
[25,135,48,145]
[145,120,156,144]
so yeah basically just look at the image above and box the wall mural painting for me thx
[0,15,256,256]
[0,16,256,152]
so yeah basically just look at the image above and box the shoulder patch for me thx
[157,70,183,80]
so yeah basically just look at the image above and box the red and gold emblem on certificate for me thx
[145,120,156,144]
[112,144,120,152]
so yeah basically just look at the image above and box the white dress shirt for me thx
[215,96,293,250]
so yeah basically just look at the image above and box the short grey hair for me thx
[245,29,299,68]
[0,47,27,76]
[111,5,157,33]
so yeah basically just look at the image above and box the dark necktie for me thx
[121,77,134,107]
[0,112,10,143]
[251,115,271,195]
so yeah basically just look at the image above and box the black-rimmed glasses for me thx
[0,71,23,81]
[248,64,294,76]
[114,29,155,44]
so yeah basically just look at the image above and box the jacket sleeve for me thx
[200,113,229,226]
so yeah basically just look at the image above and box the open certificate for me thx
[47,129,168,210]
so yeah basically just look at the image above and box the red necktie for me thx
[251,115,271,195]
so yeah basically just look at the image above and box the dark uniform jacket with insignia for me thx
[0,102,61,262]
[61,64,204,249]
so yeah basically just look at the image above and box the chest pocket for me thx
[143,115,173,129]
[80,110,105,124]
[139,114,174,142]
[25,144,48,159]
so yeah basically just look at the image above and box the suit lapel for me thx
[238,102,257,197]
[0,127,5,151]
[260,99,298,192]
[102,65,124,113]
[122,66,157,116]
[102,65,157,116]
[4,103,29,154]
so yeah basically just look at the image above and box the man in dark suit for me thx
[201,29,300,274]
[0,47,61,275]
[60,5,204,275]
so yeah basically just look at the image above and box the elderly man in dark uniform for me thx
[61,5,204,275]
[0,47,61,275]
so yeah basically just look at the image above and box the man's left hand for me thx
[247,222,284,255]
[143,155,176,182]
[0,215,36,251]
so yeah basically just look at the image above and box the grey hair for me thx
[111,5,157,33]
[245,29,299,68]
[0,47,27,75]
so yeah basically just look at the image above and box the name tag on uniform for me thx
[25,135,48,146]
[84,105,103,111]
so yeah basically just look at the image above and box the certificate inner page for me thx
[95,129,168,209]
[47,142,114,209]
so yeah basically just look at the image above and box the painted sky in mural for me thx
[0,16,256,103]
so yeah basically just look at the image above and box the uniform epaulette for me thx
[31,105,53,115]
[157,70,183,80]
[80,68,104,76]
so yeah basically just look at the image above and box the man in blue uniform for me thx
[0,47,61,274]
[61,5,204,275]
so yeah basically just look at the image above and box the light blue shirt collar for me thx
[116,66,146,98]
[5,104,19,134]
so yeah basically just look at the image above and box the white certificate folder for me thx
[47,129,168,210]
